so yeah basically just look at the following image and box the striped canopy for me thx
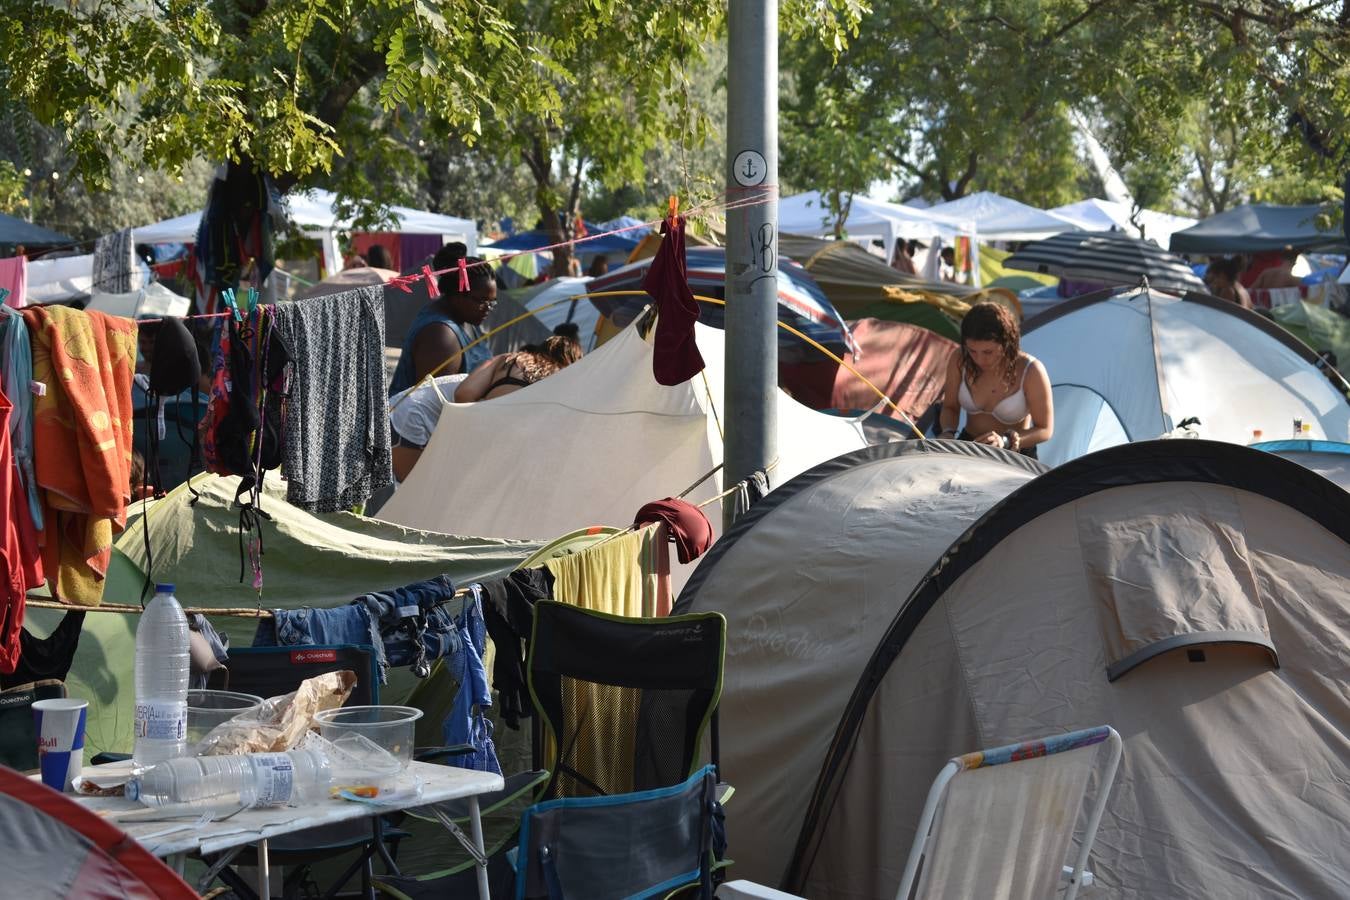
[1005,231,1204,294]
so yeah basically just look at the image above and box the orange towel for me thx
[24,306,137,605]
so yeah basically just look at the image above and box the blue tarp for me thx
[0,211,72,246]
[491,222,642,256]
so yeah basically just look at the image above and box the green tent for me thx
[1269,301,1350,373]
[32,474,545,761]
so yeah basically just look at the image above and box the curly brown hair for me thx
[960,301,1021,385]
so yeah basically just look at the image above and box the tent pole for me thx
[723,0,779,530]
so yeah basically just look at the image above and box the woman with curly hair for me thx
[938,302,1053,458]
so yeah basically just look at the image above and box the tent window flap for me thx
[1077,484,1278,682]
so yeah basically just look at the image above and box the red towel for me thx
[643,216,704,385]
[634,498,714,564]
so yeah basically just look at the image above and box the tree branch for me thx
[1040,0,1119,46]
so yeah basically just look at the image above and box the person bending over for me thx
[939,302,1053,458]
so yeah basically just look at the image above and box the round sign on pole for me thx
[733,150,768,187]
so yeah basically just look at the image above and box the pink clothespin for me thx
[387,274,417,293]
[457,258,469,293]
[422,265,440,299]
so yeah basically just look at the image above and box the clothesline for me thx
[101,186,782,327]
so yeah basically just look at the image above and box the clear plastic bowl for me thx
[314,705,423,776]
[185,689,263,747]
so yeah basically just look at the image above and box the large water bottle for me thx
[127,749,332,809]
[133,583,191,765]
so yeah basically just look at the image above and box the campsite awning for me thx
[778,192,972,261]
[1168,204,1346,254]
[926,191,1079,241]
[1049,199,1197,248]
[0,211,73,247]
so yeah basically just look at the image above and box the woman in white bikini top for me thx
[939,301,1054,458]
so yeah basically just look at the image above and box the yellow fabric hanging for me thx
[544,524,665,618]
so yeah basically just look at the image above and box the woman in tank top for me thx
[938,301,1053,458]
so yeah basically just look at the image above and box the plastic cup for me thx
[186,689,264,748]
[315,706,423,793]
[32,698,88,792]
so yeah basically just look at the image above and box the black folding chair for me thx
[527,600,726,799]
[0,679,66,771]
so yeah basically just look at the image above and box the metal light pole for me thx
[723,0,778,530]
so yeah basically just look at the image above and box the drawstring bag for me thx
[140,317,202,598]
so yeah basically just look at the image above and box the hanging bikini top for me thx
[958,355,1037,425]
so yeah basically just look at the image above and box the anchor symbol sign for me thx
[733,150,768,187]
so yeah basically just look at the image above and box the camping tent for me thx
[0,766,195,898]
[777,192,972,262]
[1049,198,1198,249]
[926,191,1078,241]
[135,189,478,277]
[1022,286,1350,466]
[1168,204,1345,254]
[378,319,868,544]
[1251,439,1350,489]
[585,247,856,363]
[1268,299,1350,370]
[671,441,1044,886]
[25,473,544,761]
[85,282,191,319]
[784,440,1350,900]
[778,318,956,424]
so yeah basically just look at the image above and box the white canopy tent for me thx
[927,190,1079,242]
[1023,286,1350,466]
[1049,198,1198,249]
[136,189,478,277]
[379,318,867,556]
[778,191,974,264]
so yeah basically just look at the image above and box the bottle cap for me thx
[155,583,176,594]
[124,779,139,801]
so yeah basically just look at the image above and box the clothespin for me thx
[667,195,680,225]
[387,274,418,293]
[422,264,440,299]
[0,288,9,305]
[457,258,469,293]
[221,288,242,322]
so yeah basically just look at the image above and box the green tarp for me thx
[1269,301,1350,373]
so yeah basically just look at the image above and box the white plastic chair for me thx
[895,725,1123,900]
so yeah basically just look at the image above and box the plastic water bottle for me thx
[127,749,332,809]
[133,583,191,765]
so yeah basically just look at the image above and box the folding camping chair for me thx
[513,763,723,900]
[895,725,1123,900]
[0,679,66,771]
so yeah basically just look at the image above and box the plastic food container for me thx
[185,689,264,748]
[314,705,424,793]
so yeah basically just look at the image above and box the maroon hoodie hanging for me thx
[643,215,705,385]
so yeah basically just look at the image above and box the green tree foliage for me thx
[1,0,865,251]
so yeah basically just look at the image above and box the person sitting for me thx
[1248,246,1303,291]
[938,302,1053,458]
[387,243,497,396]
[939,246,958,283]
[1207,257,1253,309]
[454,328,583,403]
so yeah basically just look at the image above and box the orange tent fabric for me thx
[24,306,137,605]
[833,318,955,421]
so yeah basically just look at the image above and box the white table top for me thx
[74,760,504,858]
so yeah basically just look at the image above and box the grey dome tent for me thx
[673,441,1045,885]
[784,440,1350,900]
[1023,285,1350,466]
[1252,438,1350,490]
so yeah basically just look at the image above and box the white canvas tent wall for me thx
[378,319,867,545]
[135,189,478,276]
[927,191,1079,241]
[672,441,1044,886]
[786,440,1350,900]
[1023,286,1350,467]
[777,191,973,264]
[85,282,190,319]
[1049,198,1198,250]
